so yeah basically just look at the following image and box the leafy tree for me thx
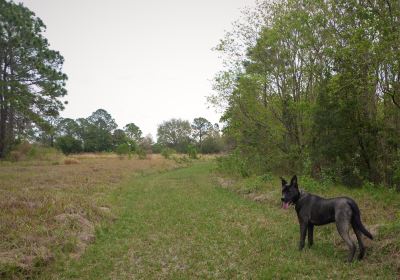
[115,143,131,158]
[112,129,128,148]
[87,109,117,132]
[124,123,142,142]
[157,118,191,152]
[0,0,67,157]
[191,117,213,148]
[56,135,82,155]
[211,0,400,186]
[57,118,81,138]
[78,109,117,152]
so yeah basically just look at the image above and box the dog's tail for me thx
[348,200,373,240]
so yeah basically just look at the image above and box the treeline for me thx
[41,109,224,156]
[0,1,224,159]
[4,106,224,157]
[212,0,400,188]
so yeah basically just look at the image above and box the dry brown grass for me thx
[0,154,178,278]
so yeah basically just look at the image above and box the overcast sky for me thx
[18,0,255,138]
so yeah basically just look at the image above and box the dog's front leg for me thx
[299,223,307,250]
[308,224,314,247]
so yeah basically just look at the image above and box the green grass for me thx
[41,161,398,279]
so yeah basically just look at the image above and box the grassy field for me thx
[40,161,399,279]
[0,153,179,279]
[1,158,399,279]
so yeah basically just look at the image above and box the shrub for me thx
[55,136,83,155]
[7,142,63,162]
[115,143,131,158]
[161,147,175,159]
[216,149,252,177]
[137,148,147,159]
[187,145,198,159]
[393,152,400,191]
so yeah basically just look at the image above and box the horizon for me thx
[18,0,255,139]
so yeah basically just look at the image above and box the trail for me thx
[45,162,396,279]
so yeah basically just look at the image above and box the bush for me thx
[216,149,251,177]
[137,148,147,159]
[56,136,83,155]
[200,137,224,154]
[115,143,131,158]
[393,152,400,191]
[151,143,163,154]
[187,145,198,159]
[161,147,175,159]
[171,155,190,164]
[7,141,63,162]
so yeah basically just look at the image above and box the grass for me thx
[1,157,399,278]
[36,161,399,279]
[0,154,179,279]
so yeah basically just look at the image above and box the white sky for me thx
[18,0,255,138]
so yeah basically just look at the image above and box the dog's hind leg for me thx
[353,227,365,260]
[336,220,356,262]
[307,224,314,247]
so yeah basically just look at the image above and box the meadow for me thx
[0,153,179,279]
[0,156,399,279]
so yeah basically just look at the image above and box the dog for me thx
[280,175,373,262]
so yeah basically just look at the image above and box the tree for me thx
[211,0,400,186]
[191,117,213,148]
[56,135,82,155]
[87,109,117,132]
[124,123,142,142]
[157,118,191,152]
[201,123,224,154]
[112,129,128,148]
[73,109,117,152]
[0,0,67,157]
[57,118,81,138]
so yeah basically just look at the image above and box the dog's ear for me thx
[290,175,298,188]
[280,177,287,187]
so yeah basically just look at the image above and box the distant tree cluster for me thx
[0,1,224,159]
[156,117,224,154]
[212,0,400,188]
[52,109,148,155]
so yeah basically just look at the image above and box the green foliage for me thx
[211,0,400,188]
[392,152,400,191]
[191,117,212,146]
[0,0,67,158]
[216,149,264,178]
[115,143,131,158]
[187,145,198,159]
[171,155,190,164]
[151,143,163,154]
[124,123,142,142]
[157,118,191,153]
[161,147,175,159]
[136,147,147,159]
[55,136,83,155]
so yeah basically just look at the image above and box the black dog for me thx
[280,175,373,262]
